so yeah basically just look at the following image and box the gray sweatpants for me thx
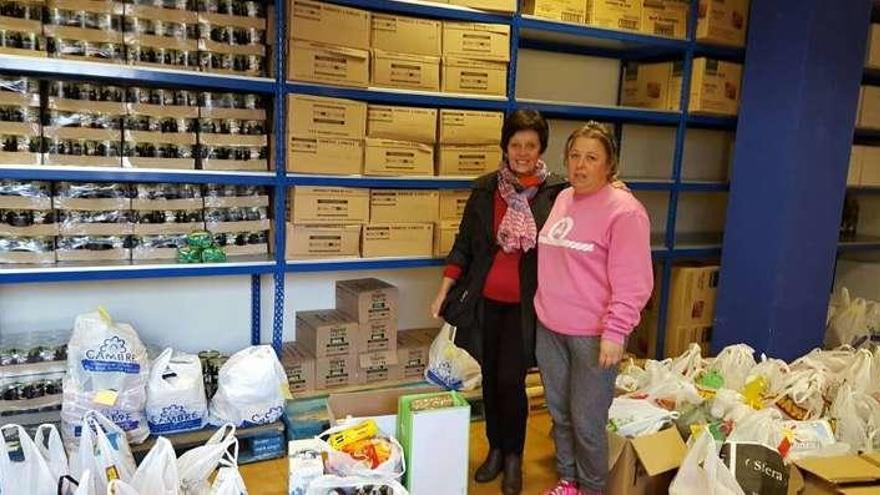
[535,320,618,492]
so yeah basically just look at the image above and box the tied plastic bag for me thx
[783,420,840,461]
[668,343,706,379]
[639,360,703,410]
[0,424,57,495]
[178,424,238,495]
[425,323,481,392]
[208,345,286,427]
[710,389,753,423]
[307,476,409,495]
[794,347,856,375]
[774,369,829,421]
[669,430,745,495]
[129,437,179,495]
[615,359,648,394]
[726,408,787,453]
[608,397,680,437]
[747,355,790,399]
[836,348,876,397]
[318,424,406,480]
[61,380,149,447]
[71,410,137,495]
[107,480,141,495]
[209,463,249,495]
[58,471,96,495]
[147,348,208,435]
[709,344,757,391]
[829,383,880,453]
[826,294,870,348]
[34,423,69,482]
[827,286,851,326]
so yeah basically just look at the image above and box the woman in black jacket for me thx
[430,110,566,495]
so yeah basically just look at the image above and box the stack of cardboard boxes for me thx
[437,109,503,176]
[622,57,743,116]
[0,0,45,57]
[435,189,469,257]
[441,22,510,96]
[371,12,441,93]
[848,145,880,188]
[365,189,436,258]
[287,185,368,260]
[366,103,438,176]
[287,94,366,175]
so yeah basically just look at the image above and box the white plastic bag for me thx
[425,323,482,391]
[615,359,648,394]
[726,408,787,452]
[710,389,753,423]
[827,287,851,325]
[208,345,286,427]
[178,424,238,495]
[129,437,179,495]
[783,420,839,460]
[209,463,248,495]
[746,355,790,398]
[107,480,141,495]
[837,348,876,396]
[0,424,57,495]
[639,360,703,409]
[608,397,679,438]
[774,369,829,420]
[827,296,870,348]
[307,476,409,495]
[34,423,69,482]
[58,470,95,495]
[709,344,757,391]
[830,383,880,453]
[147,348,208,435]
[71,410,137,495]
[668,343,706,379]
[669,430,745,495]
[319,424,405,480]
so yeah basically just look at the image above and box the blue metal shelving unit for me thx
[0,0,737,358]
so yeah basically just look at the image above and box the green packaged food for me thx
[187,231,214,250]
[176,246,201,264]
[201,246,227,263]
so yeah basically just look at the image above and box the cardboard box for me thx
[439,189,470,220]
[370,189,440,223]
[665,324,712,358]
[287,136,364,175]
[285,223,361,260]
[287,95,367,139]
[585,0,642,32]
[0,121,40,165]
[446,0,516,13]
[858,85,880,130]
[335,277,399,324]
[326,386,439,437]
[442,22,510,63]
[372,14,441,57]
[367,105,438,143]
[357,319,398,353]
[696,0,749,48]
[860,146,880,187]
[522,0,586,23]
[314,354,359,389]
[356,350,399,385]
[56,246,130,262]
[289,40,369,88]
[371,50,441,92]
[795,454,880,494]
[851,145,866,187]
[295,309,359,358]
[437,144,501,176]
[434,219,460,257]
[289,186,370,224]
[670,58,742,115]
[867,24,880,69]
[362,223,434,258]
[281,342,317,394]
[641,0,689,39]
[289,0,370,50]
[621,62,673,110]
[364,138,435,176]
[666,264,719,327]
[441,57,507,96]
[607,427,687,495]
[438,109,503,145]
[123,130,197,170]
[390,328,437,381]
[0,250,56,264]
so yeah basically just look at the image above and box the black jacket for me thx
[445,170,568,367]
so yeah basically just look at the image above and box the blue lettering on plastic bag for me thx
[148,404,205,433]
[82,336,140,374]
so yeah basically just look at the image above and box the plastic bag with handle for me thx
[71,410,137,495]
[177,424,238,495]
[107,480,140,495]
[669,430,745,495]
[58,470,96,495]
[829,382,880,453]
[0,424,57,495]
[709,344,757,391]
[318,423,406,479]
[208,345,286,427]
[668,343,706,379]
[608,397,680,438]
[147,348,208,435]
[746,355,790,399]
[34,423,69,482]
[615,359,648,394]
[726,408,787,453]
[774,369,829,421]
[129,437,179,495]
[826,295,870,348]
[208,462,249,495]
[425,323,482,391]
[639,360,703,410]
[827,287,851,326]
[836,348,876,397]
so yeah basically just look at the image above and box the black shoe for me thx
[474,448,504,483]
[502,453,522,495]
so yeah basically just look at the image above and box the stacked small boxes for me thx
[286,185,367,260]
[280,341,316,394]
[621,58,743,116]
[295,309,359,390]
[641,0,689,39]
[123,86,199,170]
[522,0,586,24]
[437,109,503,176]
[0,180,56,263]
[197,91,268,171]
[389,327,440,382]
[365,103,436,177]
[523,0,695,40]
[621,61,673,110]
[288,0,370,88]
[197,0,267,76]
[336,278,399,386]
[664,264,719,357]
[131,183,204,260]
[367,189,436,258]
[123,1,200,71]
[44,0,125,63]
[435,189,468,257]
[585,0,641,32]
[850,145,880,187]
[0,0,45,56]
[53,181,132,262]
[370,13,441,92]
[44,81,125,167]
[0,76,42,166]
[695,0,749,48]
[857,85,880,130]
[287,94,366,175]
[441,22,509,96]
[203,184,270,256]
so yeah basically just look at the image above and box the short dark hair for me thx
[500,110,549,154]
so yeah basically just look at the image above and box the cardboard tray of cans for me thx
[0,0,46,57]
[203,184,269,255]
[131,183,204,259]
[44,0,125,63]
[198,92,268,171]
[44,81,126,167]
[124,87,200,170]
[123,3,199,71]
[197,0,267,76]
[0,77,42,166]
[53,182,132,261]
[0,180,56,263]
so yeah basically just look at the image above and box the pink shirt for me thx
[534,185,653,344]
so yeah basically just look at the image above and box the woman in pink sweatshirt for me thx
[536,122,653,495]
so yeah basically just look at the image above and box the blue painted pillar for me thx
[713,0,872,361]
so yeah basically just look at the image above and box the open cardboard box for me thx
[326,386,439,437]
[607,426,686,495]
[794,453,880,494]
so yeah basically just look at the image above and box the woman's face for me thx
[506,129,542,177]
[567,136,612,195]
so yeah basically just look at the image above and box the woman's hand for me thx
[430,290,447,319]
[599,339,624,369]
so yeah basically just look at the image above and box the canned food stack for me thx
[123,0,200,71]
[203,183,270,255]
[0,180,57,263]
[0,0,46,56]
[44,0,125,63]
[131,183,205,260]
[197,91,268,171]
[123,86,199,170]
[53,181,133,262]
[44,81,125,167]
[0,330,68,419]
[0,75,42,166]
[197,0,266,76]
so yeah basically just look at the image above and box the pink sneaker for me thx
[543,480,583,495]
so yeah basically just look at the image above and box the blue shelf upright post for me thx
[271,0,289,356]
[251,274,261,345]
[507,11,522,116]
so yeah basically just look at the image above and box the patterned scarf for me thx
[496,159,548,253]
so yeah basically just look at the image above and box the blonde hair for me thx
[564,121,619,181]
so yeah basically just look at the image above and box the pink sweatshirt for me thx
[534,185,653,345]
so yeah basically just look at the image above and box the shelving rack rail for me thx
[0,0,744,360]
